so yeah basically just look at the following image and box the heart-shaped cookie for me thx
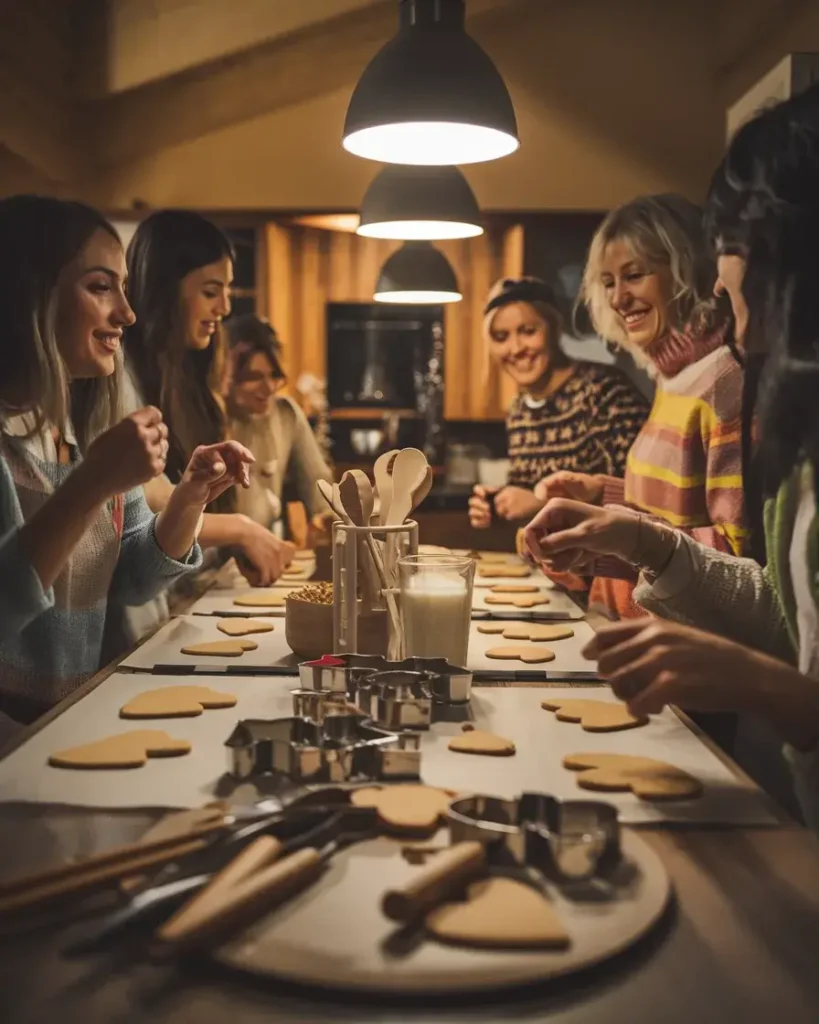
[180,639,258,657]
[484,593,550,608]
[477,623,574,642]
[563,752,702,800]
[489,584,539,593]
[477,565,532,578]
[542,698,646,732]
[120,686,237,719]
[350,785,455,833]
[426,876,570,949]
[484,644,556,664]
[233,591,287,608]
[49,730,191,769]
[216,618,275,637]
[448,725,515,756]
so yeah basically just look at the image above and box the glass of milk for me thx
[398,554,475,667]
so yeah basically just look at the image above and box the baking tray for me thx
[214,828,671,994]
[120,616,300,673]
[467,619,599,681]
[0,678,779,825]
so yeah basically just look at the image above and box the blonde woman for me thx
[468,276,649,529]
[534,194,747,619]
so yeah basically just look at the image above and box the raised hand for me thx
[176,441,254,508]
[533,470,604,505]
[82,406,169,498]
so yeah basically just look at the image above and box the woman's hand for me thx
[494,486,544,522]
[533,471,604,506]
[235,517,295,586]
[175,441,254,508]
[81,406,170,499]
[468,485,497,529]
[523,498,642,574]
[581,619,819,753]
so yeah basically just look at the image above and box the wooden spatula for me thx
[385,448,429,526]
[373,449,399,526]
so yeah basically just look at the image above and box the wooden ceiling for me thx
[0,0,815,207]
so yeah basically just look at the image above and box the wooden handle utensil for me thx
[381,841,486,923]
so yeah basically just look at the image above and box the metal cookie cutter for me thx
[447,792,620,883]
[299,654,472,704]
[290,688,356,723]
[225,714,422,785]
[356,670,435,731]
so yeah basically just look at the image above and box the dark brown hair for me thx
[223,314,286,397]
[125,210,235,483]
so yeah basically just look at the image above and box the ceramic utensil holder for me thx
[332,519,418,661]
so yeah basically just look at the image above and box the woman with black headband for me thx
[468,276,648,530]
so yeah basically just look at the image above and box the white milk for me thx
[400,572,471,666]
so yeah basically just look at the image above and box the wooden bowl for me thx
[285,596,388,659]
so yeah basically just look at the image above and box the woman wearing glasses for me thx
[222,315,332,531]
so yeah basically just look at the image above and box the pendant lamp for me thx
[343,0,518,166]
[374,241,462,304]
[357,165,482,240]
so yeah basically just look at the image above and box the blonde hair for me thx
[0,196,123,450]
[579,194,719,357]
[482,276,564,350]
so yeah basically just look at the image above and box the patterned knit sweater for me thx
[506,362,649,488]
[590,328,747,618]
[0,416,202,729]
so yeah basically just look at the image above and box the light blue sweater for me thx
[0,420,201,725]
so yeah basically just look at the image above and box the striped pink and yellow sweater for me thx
[590,328,748,618]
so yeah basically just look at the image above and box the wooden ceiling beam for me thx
[85,0,526,170]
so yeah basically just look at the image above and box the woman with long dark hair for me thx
[124,210,294,585]
[0,196,252,734]
[524,85,819,828]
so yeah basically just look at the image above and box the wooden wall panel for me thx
[265,221,522,420]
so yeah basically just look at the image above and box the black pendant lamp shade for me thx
[374,241,462,304]
[357,165,482,240]
[343,0,519,166]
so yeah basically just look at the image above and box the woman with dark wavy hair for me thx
[124,210,294,587]
[524,84,819,828]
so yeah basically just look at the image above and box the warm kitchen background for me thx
[3,0,819,535]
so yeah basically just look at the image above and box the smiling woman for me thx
[534,194,748,623]
[0,196,254,736]
[468,276,649,531]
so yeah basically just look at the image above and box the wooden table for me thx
[2,602,819,1022]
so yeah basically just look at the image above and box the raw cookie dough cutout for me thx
[484,644,556,664]
[217,619,275,637]
[233,591,287,608]
[542,698,646,732]
[448,723,515,756]
[477,565,532,579]
[489,584,539,594]
[426,876,570,950]
[120,686,237,719]
[477,623,574,642]
[563,752,702,800]
[180,639,258,657]
[484,593,550,609]
[48,730,191,769]
[350,785,456,834]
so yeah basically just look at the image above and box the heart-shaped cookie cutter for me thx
[298,654,472,704]
[225,715,422,784]
[447,792,620,883]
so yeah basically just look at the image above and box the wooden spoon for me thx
[338,471,387,612]
[411,465,434,513]
[373,450,400,526]
[316,479,345,521]
[386,449,429,526]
